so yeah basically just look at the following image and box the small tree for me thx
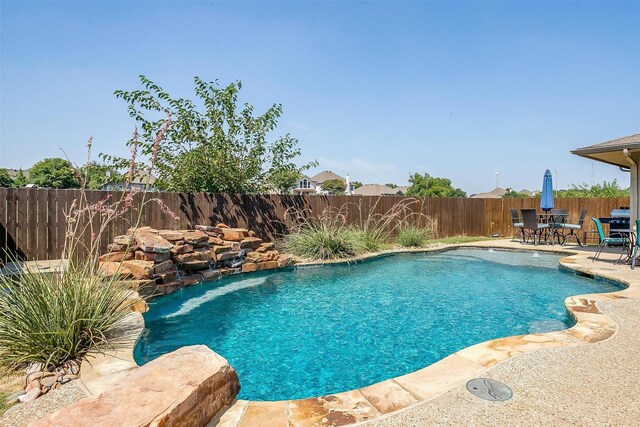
[13,169,27,187]
[502,188,529,198]
[321,179,346,195]
[406,172,466,198]
[109,75,317,193]
[352,181,363,189]
[28,158,80,189]
[0,168,13,187]
[385,183,398,189]
[79,162,117,190]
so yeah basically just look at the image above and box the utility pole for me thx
[495,171,499,189]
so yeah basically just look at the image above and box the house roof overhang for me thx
[571,133,640,168]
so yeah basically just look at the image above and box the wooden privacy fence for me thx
[0,187,630,262]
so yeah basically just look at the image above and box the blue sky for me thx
[1,1,639,194]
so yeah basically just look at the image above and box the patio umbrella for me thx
[540,169,554,212]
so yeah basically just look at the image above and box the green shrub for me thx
[283,222,361,260]
[0,262,136,369]
[397,224,433,247]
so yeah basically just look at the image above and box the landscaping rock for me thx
[19,388,41,403]
[223,241,241,251]
[170,243,193,255]
[107,243,127,252]
[241,262,258,273]
[151,260,174,275]
[277,253,296,267]
[216,223,230,228]
[240,237,262,250]
[199,268,222,281]
[220,228,248,241]
[134,250,170,263]
[98,262,133,279]
[152,270,177,284]
[158,229,185,242]
[127,226,157,235]
[133,230,173,254]
[181,275,202,286]
[216,251,240,262]
[256,242,275,253]
[179,260,211,271]
[246,251,262,263]
[220,267,241,276]
[259,260,278,270]
[181,230,209,245]
[113,235,134,246]
[122,260,154,279]
[98,252,133,262]
[261,250,280,262]
[172,249,212,264]
[32,346,240,427]
[195,224,216,232]
[211,245,231,255]
[208,236,225,245]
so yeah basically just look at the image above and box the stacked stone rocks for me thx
[97,224,295,297]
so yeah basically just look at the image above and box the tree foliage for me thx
[28,158,79,189]
[13,169,27,187]
[502,188,531,198]
[385,183,398,189]
[110,75,316,193]
[352,181,363,189]
[0,169,13,187]
[321,179,346,195]
[406,173,466,198]
[79,162,118,190]
[556,180,629,198]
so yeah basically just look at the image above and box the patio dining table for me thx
[612,228,636,264]
[537,212,568,245]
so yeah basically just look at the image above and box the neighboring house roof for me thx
[519,189,536,196]
[571,133,640,167]
[311,171,345,184]
[104,174,157,186]
[5,168,29,178]
[354,184,403,196]
[471,187,506,198]
[489,187,507,196]
[396,186,410,195]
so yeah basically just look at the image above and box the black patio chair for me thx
[510,209,524,242]
[521,208,550,246]
[555,209,588,246]
[549,209,568,244]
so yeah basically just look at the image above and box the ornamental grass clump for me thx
[397,224,434,247]
[282,206,362,260]
[0,262,135,369]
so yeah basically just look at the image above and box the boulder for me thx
[210,245,231,255]
[180,230,209,245]
[151,260,174,275]
[127,226,158,235]
[240,237,262,250]
[199,268,222,281]
[134,230,173,254]
[181,275,202,286]
[277,254,296,267]
[18,388,41,403]
[179,261,211,271]
[158,230,185,242]
[97,251,134,263]
[220,267,241,276]
[173,249,212,264]
[259,260,278,270]
[155,281,183,295]
[246,251,262,263]
[216,251,240,262]
[222,241,241,251]
[170,243,193,255]
[152,270,177,284]
[256,242,275,253]
[135,251,170,263]
[261,250,280,262]
[32,346,240,427]
[220,228,248,242]
[241,262,258,273]
[208,236,225,246]
[113,235,134,246]
[98,261,153,280]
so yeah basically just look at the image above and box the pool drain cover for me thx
[466,378,513,401]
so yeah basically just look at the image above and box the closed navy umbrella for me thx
[540,169,554,212]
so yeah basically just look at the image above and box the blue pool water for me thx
[134,248,623,401]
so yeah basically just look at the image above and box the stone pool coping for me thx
[77,241,637,426]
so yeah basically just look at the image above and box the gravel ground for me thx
[0,381,87,427]
[364,298,640,426]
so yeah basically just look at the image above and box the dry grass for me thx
[0,368,24,416]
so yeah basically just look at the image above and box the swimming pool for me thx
[134,248,623,401]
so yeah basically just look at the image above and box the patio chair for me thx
[510,209,524,242]
[631,219,640,270]
[549,209,568,244]
[555,210,587,246]
[591,217,629,263]
[521,209,549,246]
